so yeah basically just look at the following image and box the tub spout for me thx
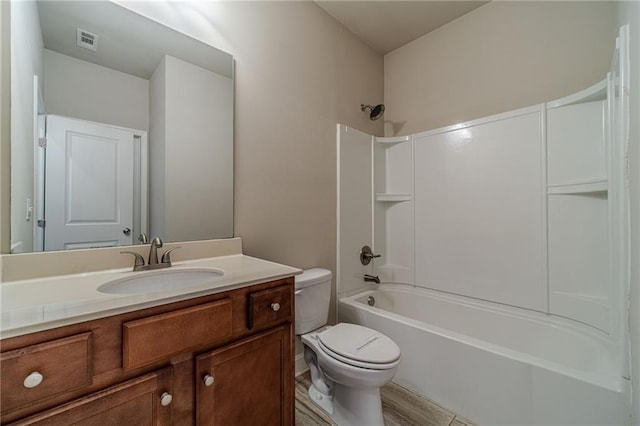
[364,274,380,284]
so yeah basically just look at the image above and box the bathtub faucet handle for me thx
[360,245,381,265]
[364,274,380,284]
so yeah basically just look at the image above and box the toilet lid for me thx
[317,323,400,365]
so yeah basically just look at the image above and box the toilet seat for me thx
[317,323,400,370]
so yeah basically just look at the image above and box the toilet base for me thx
[308,385,334,416]
[308,383,385,426]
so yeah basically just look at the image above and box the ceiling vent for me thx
[76,28,98,52]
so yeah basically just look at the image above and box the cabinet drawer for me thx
[248,285,293,330]
[1,332,93,414]
[8,368,173,426]
[123,299,232,370]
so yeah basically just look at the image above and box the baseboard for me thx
[295,353,309,376]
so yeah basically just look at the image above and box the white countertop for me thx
[1,254,301,339]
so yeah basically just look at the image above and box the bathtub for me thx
[339,284,630,425]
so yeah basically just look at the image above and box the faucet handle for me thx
[161,247,181,265]
[121,251,145,270]
[360,245,381,265]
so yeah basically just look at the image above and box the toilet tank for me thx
[295,268,332,335]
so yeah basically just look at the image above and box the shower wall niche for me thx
[546,80,611,332]
[373,136,413,285]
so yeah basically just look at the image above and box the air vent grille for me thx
[76,28,98,52]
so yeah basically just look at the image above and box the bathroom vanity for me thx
[0,243,299,425]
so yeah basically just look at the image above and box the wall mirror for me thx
[9,0,234,254]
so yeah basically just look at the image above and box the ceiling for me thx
[37,1,233,80]
[315,1,488,55]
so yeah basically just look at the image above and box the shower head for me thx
[361,104,385,121]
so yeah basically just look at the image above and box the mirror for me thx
[10,1,234,253]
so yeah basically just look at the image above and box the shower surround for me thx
[336,26,631,425]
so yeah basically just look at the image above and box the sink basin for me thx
[98,268,224,295]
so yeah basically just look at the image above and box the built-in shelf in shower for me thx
[374,135,410,145]
[547,179,608,195]
[375,193,412,202]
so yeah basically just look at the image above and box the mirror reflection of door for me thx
[42,115,147,250]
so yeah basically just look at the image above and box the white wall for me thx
[384,1,616,136]
[44,49,149,131]
[615,3,640,424]
[163,55,233,241]
[149,56,167,240]
[149,55,233,241]
[10,1,43,253]
[0,1,10,254]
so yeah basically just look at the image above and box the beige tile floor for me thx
[295,372,477,426]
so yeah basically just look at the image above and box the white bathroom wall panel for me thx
[548,193,610,331]
[373,142,388,272]
[378,201,413,284]
[337,125,374,296]
[373,137,414,284]
[547,100,606,185]
[381,140,412,194]
[414,110,545,310]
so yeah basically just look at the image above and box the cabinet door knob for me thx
[271,302,281,312]
[203,374,215,387]
[23,371,44,388]
[160,392,173,406]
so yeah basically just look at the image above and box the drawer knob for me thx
[271,302,281,312]
[160,392,173,406]
[23,371,44,388]
[204,374,215,387]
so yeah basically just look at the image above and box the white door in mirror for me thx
[44,115,137,251]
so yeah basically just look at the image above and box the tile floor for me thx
[295,372,477,426]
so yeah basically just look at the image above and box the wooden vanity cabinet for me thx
[195,325,292,426]
[8,367,174,426]
[1,277,295,426]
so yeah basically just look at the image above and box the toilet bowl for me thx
[295,269,400,426]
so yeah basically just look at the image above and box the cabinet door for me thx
[196,325,292,426]
[9,368,173,426]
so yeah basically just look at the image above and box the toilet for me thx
[296,268,400,426]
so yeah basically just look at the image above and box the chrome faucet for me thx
[121,237,181,271]
[148,237,163,265]
[364,274,380,284]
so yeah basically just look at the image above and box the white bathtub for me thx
[339,284,630,425]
